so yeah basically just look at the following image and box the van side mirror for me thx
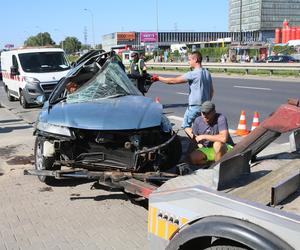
[10,66,19,76]
[35,95,46,105]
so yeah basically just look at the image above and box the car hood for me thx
[39,96,163,130]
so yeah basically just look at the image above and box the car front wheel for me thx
[34,136,59,184]
[159,134,182,171]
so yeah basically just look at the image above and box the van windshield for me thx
[19,52,70,73]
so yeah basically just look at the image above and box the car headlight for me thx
[36,121,72,137]
[161,115,172,133]
[24,76,40,84]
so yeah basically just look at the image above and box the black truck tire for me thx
[206,246,248,250]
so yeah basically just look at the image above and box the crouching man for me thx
[189,101,234,166]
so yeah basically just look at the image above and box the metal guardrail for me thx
[144,62,300,75]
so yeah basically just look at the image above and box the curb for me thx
[0,101,35,127]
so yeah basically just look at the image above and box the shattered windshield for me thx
[66,62,141,103]
[19,52,70,73]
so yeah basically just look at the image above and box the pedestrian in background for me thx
[152,51,214,139]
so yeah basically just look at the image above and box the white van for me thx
[170,44,187,54]
[1,47,70,108]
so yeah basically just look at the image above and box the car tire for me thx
[19,90,29,108]
[6,86,15,101]
[34,136,59,184]
[159,134,182,171]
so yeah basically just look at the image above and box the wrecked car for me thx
[34,51,182,183]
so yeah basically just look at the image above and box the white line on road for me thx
[234,85,272,91]
[176,92,189,95]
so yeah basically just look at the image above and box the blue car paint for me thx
[39,95,163,130]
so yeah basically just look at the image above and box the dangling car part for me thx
[33,50,182,183]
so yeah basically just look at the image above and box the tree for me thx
[272,45,294,55]
[61,37,82,54]
[24,32,55,47]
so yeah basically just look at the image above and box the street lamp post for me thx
[156,0,159,51]
[240,0,242,44]
[84,8,95,48]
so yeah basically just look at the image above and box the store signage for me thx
[140,32,158,43]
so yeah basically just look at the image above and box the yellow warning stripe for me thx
[151,207,157,234]
[157,218,166,238]
[167,222,178,239]
[181,217,188,225]
[148,206,189,240]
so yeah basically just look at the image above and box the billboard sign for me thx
[140,32,158,43]
[117,32,135,41]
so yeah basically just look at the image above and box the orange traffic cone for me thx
[251,111,260,131]
[235,110,249,136]
[155,97,160,103]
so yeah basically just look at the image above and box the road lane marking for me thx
[234,85,272,91]
[176,92,189,95]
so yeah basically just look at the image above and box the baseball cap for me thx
[201,101,215,113]
[131,52,138,57]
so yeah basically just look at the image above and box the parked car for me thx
[34,50,182,183]
[261,55,300,63]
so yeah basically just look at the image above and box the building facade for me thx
[102,31,262,52]
[229,0,300,40]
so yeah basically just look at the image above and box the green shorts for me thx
[198,144,233,161]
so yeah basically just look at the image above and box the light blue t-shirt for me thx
[183,68,212,105]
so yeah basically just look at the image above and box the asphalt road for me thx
[1,75,299,143]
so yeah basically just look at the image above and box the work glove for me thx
[150,74,159,82]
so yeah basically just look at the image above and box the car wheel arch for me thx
[166,215,293,250]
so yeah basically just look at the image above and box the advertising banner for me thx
[140,32,158,43]
[117,32,135,41]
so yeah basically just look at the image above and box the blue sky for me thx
[1,0,229,48]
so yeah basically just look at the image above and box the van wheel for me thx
[19,90,29,108]
[6,87,15,101]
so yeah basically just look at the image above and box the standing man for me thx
[128,52,147,94]
[154,51,214,139]
[189,101,234,166]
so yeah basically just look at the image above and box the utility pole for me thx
[156,0,159,51]
[84,8,95,48]
[83,26,88,46]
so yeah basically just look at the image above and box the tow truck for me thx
[148,98,300,250]
[25,98,300,249]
